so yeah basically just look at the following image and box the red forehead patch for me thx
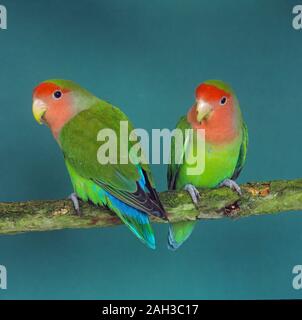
[195,84,230,102]
[33,82,69,98]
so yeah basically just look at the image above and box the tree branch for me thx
[0,179,302,235]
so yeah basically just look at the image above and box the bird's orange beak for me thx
[195,99,212,123]
[32,99,47,124]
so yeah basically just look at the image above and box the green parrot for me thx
[167,80,248,250]
[32,79,167,249]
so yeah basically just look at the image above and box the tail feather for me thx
[168,221,196,250]
[106,192,156,249]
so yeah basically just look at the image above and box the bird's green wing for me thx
[232,121,248,180]
[167,116,192,190]
[59,101,165,218]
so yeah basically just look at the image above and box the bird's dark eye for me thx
[53,90,62,99]
[220,96,227,105]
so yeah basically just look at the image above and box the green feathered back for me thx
[59,102,153,192]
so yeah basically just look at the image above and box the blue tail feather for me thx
[105,192,156,249]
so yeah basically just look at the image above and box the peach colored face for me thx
[194,83,234,123]
[188,83,239,144]
[32,82,75,138]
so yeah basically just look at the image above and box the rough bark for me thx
[0,179,301,235]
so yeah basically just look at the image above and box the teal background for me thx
[0,0,302,299]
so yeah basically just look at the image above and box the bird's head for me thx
[188,80,241,144]
[32,79,98,138]
[194,80,237,122]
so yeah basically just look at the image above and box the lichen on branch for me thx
[0,179,302,235]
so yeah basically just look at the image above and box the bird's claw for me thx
[184,184,200,205]
[68,192,81,215]
[219,179,242,196]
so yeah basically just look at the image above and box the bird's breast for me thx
[176,137,241,189]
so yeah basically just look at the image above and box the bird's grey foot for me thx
[219,179,242,196]
[184,184,200,205]
[69,192,81,215]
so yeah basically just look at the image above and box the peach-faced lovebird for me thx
[32,79,166,249]
[167,80,248,250]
